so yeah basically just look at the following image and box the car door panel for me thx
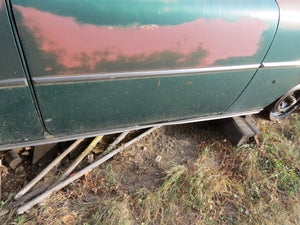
[35,70,258,135]
[10,0,279,135]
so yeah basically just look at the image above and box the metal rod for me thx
[12,186,48,207]
[14,132,127,205]
[14,139,85,200]
[57,136,103,182]
[99,131,130,157]
[16,126,160,215]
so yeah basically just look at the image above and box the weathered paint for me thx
[9,0,279,136]
[0,0,43,146]
[12,0,278,76]
[14,5,268,74]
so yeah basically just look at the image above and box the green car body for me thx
[0,0,299,150]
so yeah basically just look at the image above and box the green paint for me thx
[0,0,43,146]
[0,0,23,80]
[264,30,300,63]
[12,0,276,26]
[36,70,256,135]
[0,86,43,145]
[227,68,300,113]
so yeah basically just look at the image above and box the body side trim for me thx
[262,61,300,68]
[0,78,26,87]
[1,61,298,87]
[34,64,261,84]
[32,60,300,85]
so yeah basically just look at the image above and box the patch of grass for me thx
[2,114,299,225]
[88,195,132,225]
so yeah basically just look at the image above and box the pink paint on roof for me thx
[15,6,268,72]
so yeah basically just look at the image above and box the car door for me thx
[0,0,43,148]
[10,0,279,136]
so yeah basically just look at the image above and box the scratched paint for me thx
[14,5,269,75]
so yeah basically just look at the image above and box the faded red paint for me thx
[15,6,268,72]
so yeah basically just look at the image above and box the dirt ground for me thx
[0,119,226,199]
[0,112,299,224]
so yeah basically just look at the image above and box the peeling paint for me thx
[15,5,269,75]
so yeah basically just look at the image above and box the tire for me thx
[269,84,300,121]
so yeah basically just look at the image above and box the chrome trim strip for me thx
[0,109,262,151]
[0,78,26,88]
[33,64,261,84]
[263,61,300,68]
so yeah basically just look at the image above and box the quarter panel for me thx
[226,68,300,112]
[263,0,300,62]
[227,0,300,113]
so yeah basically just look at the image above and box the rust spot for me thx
[187,82,193,84]
[158,80,161,87]
[125,91,128,94]
[45,67,52,71]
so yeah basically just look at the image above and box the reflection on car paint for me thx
[15,5,269,75]
[276,0,300,29]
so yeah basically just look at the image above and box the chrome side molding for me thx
[0,78,26,88]
[33,64,261,84]
[262,61,300,68]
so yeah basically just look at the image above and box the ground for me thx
[0,112,299,225]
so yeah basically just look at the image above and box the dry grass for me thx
[1,114,299,225]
